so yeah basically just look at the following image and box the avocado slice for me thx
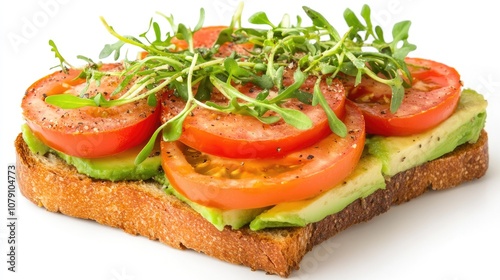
[152,174,267,230]
[21,124,51,155]
[366,89,487,176]
[249,155,385,230]
[168,186,267,230]
[21,124,162,181]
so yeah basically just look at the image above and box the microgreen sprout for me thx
[46,3,416,164]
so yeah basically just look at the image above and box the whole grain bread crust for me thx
[14,131,489,277]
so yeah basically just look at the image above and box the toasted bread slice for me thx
[14,131,489,277]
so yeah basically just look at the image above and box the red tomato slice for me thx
[345,57,461,136]
[161,101,365,210]
[172,25,253,56]
[163,71,346,158]
[22,64,161,158]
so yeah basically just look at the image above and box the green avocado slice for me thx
[21,124,162,181]
[366,89,487,176]
[249,155,385,230]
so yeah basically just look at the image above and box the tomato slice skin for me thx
[346,57,461,136]
[22,64,161,158]
[163,73,346,159]
[161,101,365,210]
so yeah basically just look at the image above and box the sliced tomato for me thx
[345,57,461,136]
[171,25,253,57]
[163,71,346,158]
[161,101,364,210]
[22,63,161,158]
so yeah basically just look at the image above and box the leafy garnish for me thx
[48,40,73,72]
[312,78,347,137]
[47,3,416,164]
[45,94,96,109]
[210,74,313,130]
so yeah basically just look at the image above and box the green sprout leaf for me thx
[313,77,347,137]
[193,8,206,32]
[147,93,158,107]
[134,125,162,165]
[359,5,374,39]
[343,8,366,38]
[214,27,234,47]
[195,76,213,101]
[248,11,275,27]
[274,106,312,130]
[389,77,405,113]
[250,74,274,90]
[45,94,96,109]
[49,40,72,72]
[302,6,341,41]
[390,20,416,59]
[99,40,126,60]
[162,109,191,141]
[224,57,251,77]
[270,68,306,103]
[177,23,193,51]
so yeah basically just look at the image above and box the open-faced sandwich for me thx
[15,4,488,277]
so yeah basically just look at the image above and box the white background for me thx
[1,1,499,280]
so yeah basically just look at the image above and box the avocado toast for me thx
[10,1,492,278]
